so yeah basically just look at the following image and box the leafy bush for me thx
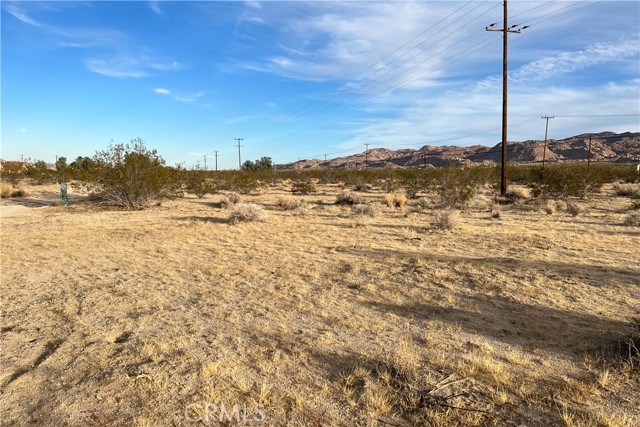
[228,203,266,224]
[24,160,54,185]
[291,180,317,194]
[435,168,476,209]
[184,169,212,198]
[335,191,363,205]
[433,209,461,230]
[88,138,181,209]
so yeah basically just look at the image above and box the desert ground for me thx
[1,182,639,426]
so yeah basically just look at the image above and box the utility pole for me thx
[486,0,528,195]
[234,138,243,170]
[541,116,554,169]
[214,150,219,171]
[364,143,370,169]
[587,133,593,169]
[324,154,328,168]
[203,154,208,171]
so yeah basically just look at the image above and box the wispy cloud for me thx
[149,1,164,16]
[19,128,27,134]
[154,88,171,94]
[4,2,181,79]
[512,37,640,83]
[175,91,206,103]
[84,58,148,78]
[3,3,40,26]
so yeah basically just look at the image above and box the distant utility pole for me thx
[541,116,554,169]
[203,154,208,171]
[587,133,593,169]
[324,154,328,168]
[234,138,244,170]
[486,0,529,195]
[364,143,370,168]
[20,155,24,163]
[214,150,219,171]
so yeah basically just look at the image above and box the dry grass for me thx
[384,193,408,208]
[220,192,241,208]
[1,182,639,426]
[623,211,640,226]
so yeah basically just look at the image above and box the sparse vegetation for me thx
[352,203,378,218]
[384,193,408,208]
[291,180,317,195]
[566,201,583,217]
[228,203,266,224]
[433,209,461,230]
[220,192,241,208]
[335,190,363,205]
[624,211,640,226]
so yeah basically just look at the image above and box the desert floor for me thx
[1,182,639,426]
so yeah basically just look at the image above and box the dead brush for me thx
[341,336,493,425]
[1,183,14,198]
[624,211,640,227]
[335,190,363,206]
[276,195,308,215]
[384,193,408,208]
[613,183,640,199]
[352,204,378,219]
[228,203,266,224]
[566,201,583,217]
[220,192,241,208]
[433,210,461,230]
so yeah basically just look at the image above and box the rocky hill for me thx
[278,131,639,170]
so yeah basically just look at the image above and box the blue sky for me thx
[2,1,639,169]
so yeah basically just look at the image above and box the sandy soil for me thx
[1,182,638,426]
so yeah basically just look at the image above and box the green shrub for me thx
[435,168,476,209]
[291,180,317,195]
[88,138,181,209]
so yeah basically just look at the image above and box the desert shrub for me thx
[624,212,640,226]
[630,201,640,211]
[469,194,493,211]
[415,197,432,210]
[226,172,259,194]
[291,180,317,195]
[545,200,557,215]
[276,195,307,211]
[10,187,28,198]
[24,160,55,185]
[184,169,212,198]
[566,201,583,217]
[527,164,605,199]
[220,192,241,208]
[228,203,266,224]
[1,183,14,198]
[384,193,407,208]
[433,210,461,230]
[491,206,501,219]
[435,169,476,209]
[613,184,640,199]
[504,187,531,202]
[335,191,363,205]
[352,204,378,218]
[88,138,181,209]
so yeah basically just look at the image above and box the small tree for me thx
[90,138,181,209]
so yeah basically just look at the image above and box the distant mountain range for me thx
[277,131,640,170]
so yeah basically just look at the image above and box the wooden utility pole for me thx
[214,150,219,171]
[203,154,208,170]
[587,133,592,169]
[486,1,528,195]
[541,116,554,169]
[364,143,370,169]
[234,138,243,170]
